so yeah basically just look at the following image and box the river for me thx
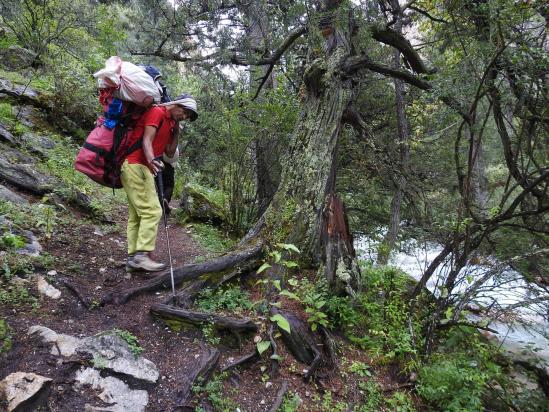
[355,237,549,374]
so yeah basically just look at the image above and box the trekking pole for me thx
[154,161,176,303]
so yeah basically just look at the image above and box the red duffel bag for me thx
[74,120,142,189]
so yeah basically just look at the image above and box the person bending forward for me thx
[122,94,198,272]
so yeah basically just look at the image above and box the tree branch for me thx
[370,26,435,74]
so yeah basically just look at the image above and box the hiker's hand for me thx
[148,159,164,176]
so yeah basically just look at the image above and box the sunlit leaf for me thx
[257,263,271,274]
[257,341,271,355]
[270,314,291,334]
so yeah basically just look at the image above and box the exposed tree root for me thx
[150,304,258,334]
[268,324,280,378]
[173,279,209,308]
[174,347,220,411]
[269,380,289,412]
[60,278,90,309]
[104,243,264,305]
[270,307,322,380]
[221,351,260,373]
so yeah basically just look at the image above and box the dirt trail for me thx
[1,201,382,411]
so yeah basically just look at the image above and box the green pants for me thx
[120,160,162,255]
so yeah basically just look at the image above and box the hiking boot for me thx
[126,252,166,272]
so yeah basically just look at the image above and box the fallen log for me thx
[105,243,264,304]
[175,347,220,411]
[150,304,258,333]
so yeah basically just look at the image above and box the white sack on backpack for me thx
[94,56,161,107]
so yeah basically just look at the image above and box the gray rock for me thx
[20,131,56,158]
[0,372,52,412]
[28,325,82,357]
[0,79,40,102]
[0,150,54,194]
[0,121,16,145]
[16,229,42,257]
[0,184,28,205]
[0,46,37,70]
[80,333,159,383]
[35,275,61,299]
[12,106,43,128]
[74,368,148,412]
[28,326,159,383]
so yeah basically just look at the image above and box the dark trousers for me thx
[158,163,175,214]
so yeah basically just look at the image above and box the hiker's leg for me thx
[121,161,154,253]
[126,201,139,255]
[124,164,162,252]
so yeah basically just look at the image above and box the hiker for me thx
[122,94,198,272]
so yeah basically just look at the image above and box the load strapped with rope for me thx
[74,56,170,188]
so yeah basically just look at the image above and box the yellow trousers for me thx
[120,160,162,254]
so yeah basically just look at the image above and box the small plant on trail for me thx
[192,372,237,411]
[280,392,301,412]
[0,232,26,250]
[188,223,236,254]
[0,318,12,355]
[357,380,384,411]
[385,391,416,412]
[200,322,220,346]
[348,360,372,377]
[196,284,253,314]
[114,329,144,357]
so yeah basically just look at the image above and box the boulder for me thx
[12,106,44,129]
[0,46,37,70]
[19,131,56,158]
[0,151,54,194]
[74,368,148,412]
[28,326,159,383]
[0,372,52,412]
[0,79,40,103]
[79,333,159,383]
[28,325,81,357]
[180,184,226,225]
[0,185,28,205]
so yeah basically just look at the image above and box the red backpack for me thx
[74,88,146,189]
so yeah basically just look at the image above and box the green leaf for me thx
[270,301,282,308]
[270,251,282,263]
[272,279,282,291]
[257,263,271,274]
[276,243,300,254]
[270,354,283,361]
[311,323,318,331]
[282,260,299,268]
[279,290,299,300]
[288,278,298,287]
[270,314,291,334]
[315,301,326,309]
[257,341,271,355]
